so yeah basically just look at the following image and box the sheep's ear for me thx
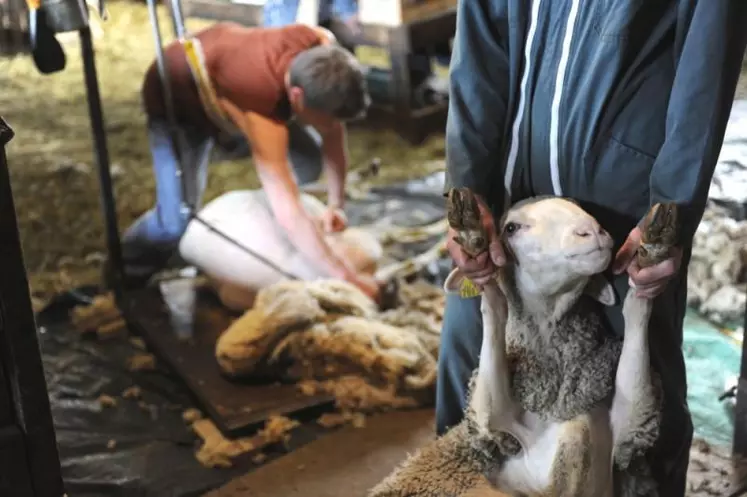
[584,274,618,306]
[444,268,466,295]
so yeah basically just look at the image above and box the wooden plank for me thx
[359,0,456,27]
[204,409,437,497]
[182,0,264,26]
[401,0,456,24]
[120,277,334,438]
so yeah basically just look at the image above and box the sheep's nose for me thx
[573,221,604,239]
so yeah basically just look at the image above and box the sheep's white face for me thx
[503,198,613,296]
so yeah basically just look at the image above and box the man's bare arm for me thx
[222,103,358,281]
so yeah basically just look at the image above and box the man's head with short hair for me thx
[287,43,370,125]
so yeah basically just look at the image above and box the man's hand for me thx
[321,206,348,233]
[612,226,683,299]
[446,196,506,286]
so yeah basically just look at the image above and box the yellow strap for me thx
[181,37,239,135]
[459,278,482,299]
[26,0,41,10]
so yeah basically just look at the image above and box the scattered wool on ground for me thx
[688,202,747,328]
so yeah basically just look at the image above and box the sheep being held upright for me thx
[370,191,675,497]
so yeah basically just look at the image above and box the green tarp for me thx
[684,310,740,448]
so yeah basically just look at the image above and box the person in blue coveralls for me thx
[437,1,747,496]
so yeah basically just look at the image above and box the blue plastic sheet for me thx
[683,310,740,448]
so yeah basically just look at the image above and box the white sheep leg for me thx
[610,290,659,466]
[468,283,520,440]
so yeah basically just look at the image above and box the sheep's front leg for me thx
[467,282,522,452]
[611,203,675,468]
[610,290,660,469]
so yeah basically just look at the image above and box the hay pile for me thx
[215,278,444,413]
[687,202,747,327]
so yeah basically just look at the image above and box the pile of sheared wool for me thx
[686,438,747,496]
[215,278,444,412]
[687,202,747,327]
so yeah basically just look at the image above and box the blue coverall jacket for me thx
[438,2,747,496]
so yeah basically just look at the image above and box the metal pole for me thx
[169,0,187,40]
[145,0,193,218]
[733,289,747,455]
[79,25,124,292]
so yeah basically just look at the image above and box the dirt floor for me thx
[205,408,744,497]
[205,409,441,497]
[1,2,746,306]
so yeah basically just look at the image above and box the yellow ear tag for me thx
[459,278,482,299]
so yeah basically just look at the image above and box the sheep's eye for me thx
[504,222,520,235]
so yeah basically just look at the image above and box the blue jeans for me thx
[121,118,324,278]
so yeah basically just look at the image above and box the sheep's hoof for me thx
[446,187,490,257]
[446,187,482,231]
[637,203,679,268]
[640,203,678,246]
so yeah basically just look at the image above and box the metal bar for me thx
[169,0,187,40]
[79,26,124,291]
[734,290,747,455]
[145,0,193,219]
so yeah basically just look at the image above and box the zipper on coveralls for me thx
[504,0,582,205]
[503,0,543,211]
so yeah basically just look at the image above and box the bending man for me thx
[120,22,380,301]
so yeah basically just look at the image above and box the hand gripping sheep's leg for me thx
[611,203,677,469]
[445,187,491,298]
[445,187,522,454]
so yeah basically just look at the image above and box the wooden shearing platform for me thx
[119,277,334,437]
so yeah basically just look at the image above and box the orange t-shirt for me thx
[141,23,324,136]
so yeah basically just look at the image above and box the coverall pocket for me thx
[582,135,653,217]
[590,0,646,42]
